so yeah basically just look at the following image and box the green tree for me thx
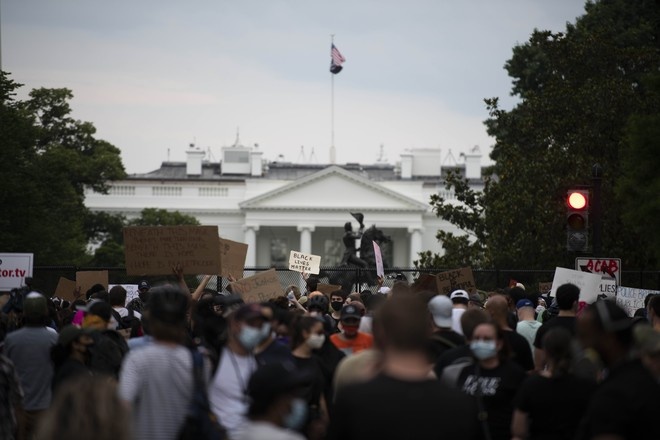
[0,72,126,265]
[127,208,201,227]
[423,0,660,270]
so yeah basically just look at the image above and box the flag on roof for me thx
[330,44,345,74]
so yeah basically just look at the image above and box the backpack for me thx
[111,308,142,339]
[178,348,227,440]
[88,329,129,378]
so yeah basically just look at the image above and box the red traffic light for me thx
[567,190,588,210]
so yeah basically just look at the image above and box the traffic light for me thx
[566,189,589,252]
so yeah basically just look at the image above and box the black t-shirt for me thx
[577,359,660,440]
[428,329,466,360]
[292,355,326,411]
[255,339,293,366]
[515,374,596,440]
[457,360,527,440]
[533,316,576,349]
[328,373,481,440]
[503,330,535,371]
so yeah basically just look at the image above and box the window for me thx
[109,185,135,196]
[198,187,228,197]
[152,186,182,196]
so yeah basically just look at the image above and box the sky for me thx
[2,0,587,174]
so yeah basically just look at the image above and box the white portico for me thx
[240,166,428,267]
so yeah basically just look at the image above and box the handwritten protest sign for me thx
[317,283,343,297]
[436,267,477,296]
[229,269,285,303]
[219,238,248,278]
[123,226,221,276]
[373,242,384,278]
[0,253,33,290]
[54,277,77,301]
[576,258,621,300]
[412,273,440,294]
[288,251,321,275]
[550,267,602,303]
[108,284,140,306]
[76,270,109,297]
[616,286,660,317]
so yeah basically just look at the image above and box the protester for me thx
[450,289,469,335]
[512,328,596,440]
[255,302,294,366]
[50,325,93,394]
[209,302,269,438]
[4,292,58,439]
[108,285,142,338]
[0,354,23,440]
[328,295,481,440]
[329,304,373,356]
[534,283,579,371]
[427,294,466,360]
[449,321,527,440]
[329,290,348,328]
[332,348,382,400]
[82,300,129,378]
[515,298,542,353]
[236,363,311,440]
[119,284,198,440]
[486,294,535,371]
[37,375,130,440]
[646,295,660,330]
[435,308,491,378]
[576,300,660,439]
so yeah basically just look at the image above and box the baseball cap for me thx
[57,325,93,347]
[450,290,470,300]
[428,295,452,328]
[516,299,534,309]
[234,303,267,322]
[138,280,150,291]
[469,294,484,307]
[340,304,362,321]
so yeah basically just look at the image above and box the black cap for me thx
[138,280,150,290]
[340,304,362,321]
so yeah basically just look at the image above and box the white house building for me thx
[84,142,486,268]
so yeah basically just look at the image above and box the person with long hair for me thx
[511,327,595,440]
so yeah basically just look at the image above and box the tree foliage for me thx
[421,0,660,270]
[0,72,126,265]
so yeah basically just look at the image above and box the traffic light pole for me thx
[592,164,603,256]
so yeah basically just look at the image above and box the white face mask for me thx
[306,333,325,349]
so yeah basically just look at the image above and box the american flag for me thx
[330,44,345,74]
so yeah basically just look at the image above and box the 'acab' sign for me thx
[575,258,621,285]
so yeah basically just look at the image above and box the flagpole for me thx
[330,34,336,164]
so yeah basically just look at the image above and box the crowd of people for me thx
[1,270,660,440]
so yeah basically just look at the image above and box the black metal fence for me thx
[26,266,660,297]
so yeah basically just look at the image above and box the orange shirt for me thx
[330,332,374,356]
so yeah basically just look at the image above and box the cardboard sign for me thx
[54,277,77,301]
[76,270,109,297]
[0,253,34,291]
[108,284,140,306]
[616,286,660,317]
[436,267,477,296]
[123,226,221,276]
[288,251,321,275]
[317,283,343,297]
[576,258,621,285]
[412,273,440,294]
[550,267,602,303]
[373,242,384,278]
[229,269,285,303]
[219,238,248,278]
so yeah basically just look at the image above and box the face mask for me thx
[341,323,359,338]
[238,325,265,351]
[260,323,272,340]
[283,398,308,431]
[470,340,498,360]
[535,305,546,315]
[331,301,344,312]
[306,333,325,349]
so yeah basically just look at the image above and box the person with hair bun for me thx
[511,328,595,440]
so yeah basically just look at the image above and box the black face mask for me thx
[331,301,344,312]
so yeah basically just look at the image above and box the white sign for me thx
[616,286,660,317]
[550,267,602,303]
[576,258,621,282]
[288,250,321,275]
[373,241,384,278]
[108,284,140,306]
[0,253,34,291]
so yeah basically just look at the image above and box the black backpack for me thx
[111,308,142,338]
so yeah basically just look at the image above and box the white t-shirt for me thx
[452,308,466,335]
[234,421,306,440]
[516,319,542,352]
[113,306,142,320]
[210,347,257,439]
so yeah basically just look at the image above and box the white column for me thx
[408,227,423,266]
[244,225,260,267]
[297,225,315,254]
